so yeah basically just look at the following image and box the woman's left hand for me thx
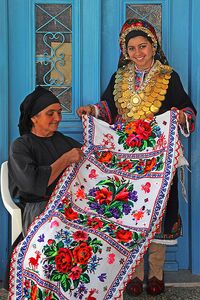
[171,107,186,126]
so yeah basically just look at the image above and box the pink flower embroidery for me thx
[107,253,115,264]
[89,169,98,179]
[68,266,82,280]
[72,230,88,242]
[141,182,151,193]
[50,220,59,228]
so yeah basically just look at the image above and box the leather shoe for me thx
[146,276,165,296]
[126,277,143,297]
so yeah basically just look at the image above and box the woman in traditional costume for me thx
[9,86,83,237]
[77,18,196,296]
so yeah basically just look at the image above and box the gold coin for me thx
[147,95,154,102]
[162,79,169,84]
[145,101,152,107]
[162,84,168,89]
[118,108,123,114]
[157,78,163,83]
[131,106,137,112]
[150,105,159,113]
[145,112,154,119]
[123,90,132,98]
[156,83,163,88]
[121,102,127,108]
[141,106,150,112]
[153,87,161,93]
[131,95,141,105]
[115,78,122,83]
[127,103,132,109]
[145,86,152,93]
[159,89,167,95]
[123,72,129,77]
[133,113,140,119]
[165,74,171,79]
[117,97,124,103]
[151,92,158,98]
[140,115,146,120]
[139,92,145,99]
[127,111,134,117]
[153,100,162,108]
[157,95,165,101]
[121,83,129,90]
[138,110,144,115]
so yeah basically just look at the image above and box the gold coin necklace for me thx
[114,60,172,120]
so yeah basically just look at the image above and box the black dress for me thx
[8,131,82,235]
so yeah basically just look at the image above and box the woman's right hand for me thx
[76,105,93,117]
[66,148,84,164]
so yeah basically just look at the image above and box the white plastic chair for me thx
[0,161,22,244]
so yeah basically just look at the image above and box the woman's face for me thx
[31,103,62,137]
[127,36,155,70]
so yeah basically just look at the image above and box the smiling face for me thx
[127,36,155,70]
[31,103,62,137]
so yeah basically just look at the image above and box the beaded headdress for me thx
[118,18,168,67]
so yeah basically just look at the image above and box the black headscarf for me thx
[18,86,60,136]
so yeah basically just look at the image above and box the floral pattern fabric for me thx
[9,111,181,300]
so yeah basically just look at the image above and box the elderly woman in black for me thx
[77,19,196,297]
[9,86,83,237]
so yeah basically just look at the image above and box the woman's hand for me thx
[48,148,84,186]
[76,105,93,117]
[65,148,84,164]
[171,107,186,126]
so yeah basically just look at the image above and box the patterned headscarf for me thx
[118,18,168,67]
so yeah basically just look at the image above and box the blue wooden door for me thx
[1,0,200,280]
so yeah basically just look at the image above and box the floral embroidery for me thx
[31,229,104,294]
[141,182,151,193]
[23,279,60,300]
[86,176,138,219]
[112,118,162,152]
[95,151,164,174]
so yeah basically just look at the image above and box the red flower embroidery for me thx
[95,187,112,205]
[114,187,129,201]
[98,151,113,163]
[144,158,157,173]
[55,248,73,273]
[64,207,78,220]
[118,160,132,171]
[87,217,104,229]
[115,229,132,242]
[30,285,38,300]
[134,120,152,140]
[73,242,93,265]
[126,134,142,148]
[72,230,88,242]
[76,187,86,199]
[133,211,144,221]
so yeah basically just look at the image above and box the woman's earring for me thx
[124,53,129,60]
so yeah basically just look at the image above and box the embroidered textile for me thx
[9,111,181,300]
